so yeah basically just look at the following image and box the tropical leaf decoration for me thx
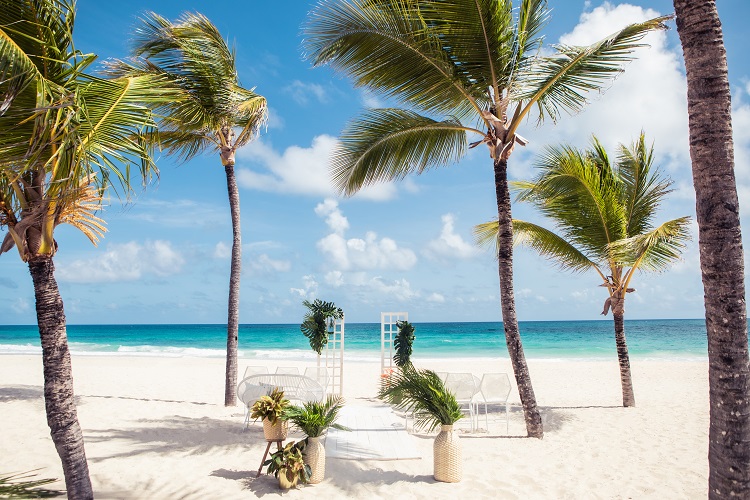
[300,299,344,355]
[378,365,463,432]
[284,395,350,438]
[393,320,416,368]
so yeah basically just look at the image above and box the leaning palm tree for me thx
[303,0,669,438]
[475,134,690,407]
[108,12,268,406]
[1,1,179,497]
[672,1,750,496]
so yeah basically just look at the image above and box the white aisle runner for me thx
[325,405,422,460]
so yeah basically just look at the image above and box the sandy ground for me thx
[0,354,708,499]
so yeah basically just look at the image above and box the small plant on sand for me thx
[285,395,349,438]
[300,299,343,355]
[250,387,289,424]
[393,321,416,368]
[378,366,462,432]
[264,440,311,489]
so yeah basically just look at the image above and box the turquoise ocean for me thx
[0,319,719,361]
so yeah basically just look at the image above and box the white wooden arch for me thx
[381,312,408,375]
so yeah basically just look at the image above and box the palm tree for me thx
[108,12,268,407]
[475,134,691,407]
[303,0,669,438]
[0,1,178,497]
[672,1,750,496]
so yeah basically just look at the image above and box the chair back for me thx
[236,373,324,407]
[242,365,269,379]
[479,373,511,402]
[276,366,300,375]
[304,367,330,391]
[444,373,477,401]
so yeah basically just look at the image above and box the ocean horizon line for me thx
[2,317,708,327]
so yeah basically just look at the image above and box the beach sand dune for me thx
[0,355,707,498]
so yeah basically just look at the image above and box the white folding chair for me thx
[303,367,330,395]
[243,365,269,379]
[476,373,512,434]
[275,366,300,375]
[444,373,478,432]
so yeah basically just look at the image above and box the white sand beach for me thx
[0,355,708,499]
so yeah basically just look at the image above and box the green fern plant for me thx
[393,321,416,368]
[284,395,349,438]
[300,299,343,354]
[378,366,463,432]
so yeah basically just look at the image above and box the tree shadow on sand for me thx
[211,462,434,497]
[0,384,44,403]
[84,415,262,462]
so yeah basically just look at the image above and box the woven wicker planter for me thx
[262,418,289,442]
[305,436,326,484]
[433,424,462,482]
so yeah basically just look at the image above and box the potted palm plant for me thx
[284,395,349,484]
[264,440,311,490]
[378,366,464,483]
[250,387,290,441]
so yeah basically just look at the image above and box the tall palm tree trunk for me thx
[28,258,94,500]
[612,311,635,407]
[673,1,750,496]
[224,164,241,407]
[494,157,543,438]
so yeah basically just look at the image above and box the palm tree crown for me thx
[107,11,267,164]
[476,134,691,304]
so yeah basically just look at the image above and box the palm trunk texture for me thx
[29,258,94,500]
[224,164,241,407]
[494,157,544,438]
[612,312,635,407]
[673,1,750,496]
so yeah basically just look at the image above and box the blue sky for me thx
[2,0,749,325]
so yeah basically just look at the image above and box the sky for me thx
[1,0,749,325]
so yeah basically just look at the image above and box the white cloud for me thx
[214,241,231,259]
[512,3,689,180]
[315,198,350,235]
[266,106,285,130]
[251,254,291,273]
[235,135,397,201]
[424,213,479,261]
[314,200,417,271]
[325,270,345,287]
[57,241,185,283]
[290,274,319,300]
[283,80,328,105]
[427,292,446,303]
[12,297,29,314]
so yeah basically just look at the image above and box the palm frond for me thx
[284,395,349,438]
[516,142,627,257]
[332,108,475,196]
[303,0,485,118]
[609,216,692,272]
[378,366,463,432]
[510,15,671,130]
[617,132,673,237]
[300,299,343,355]
[108,11,267,161]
